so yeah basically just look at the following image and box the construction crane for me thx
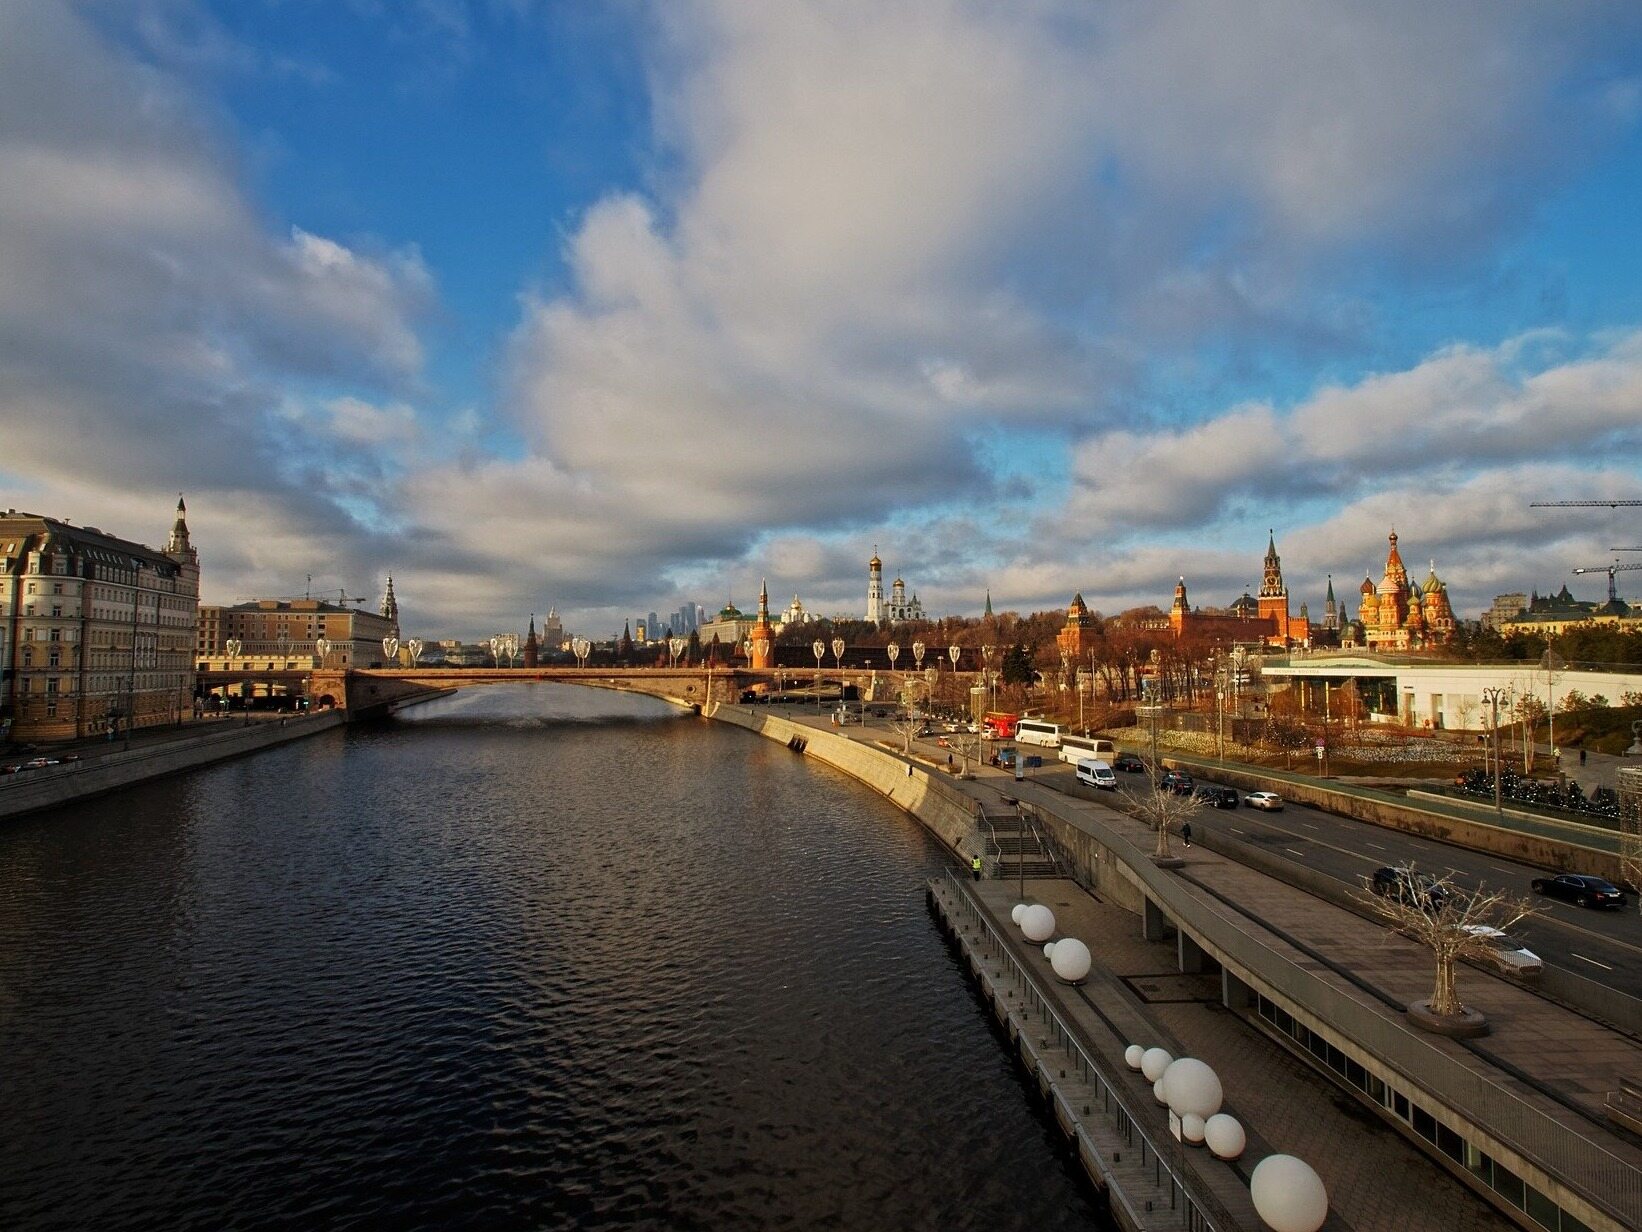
[1570,563,1642,605]
[235,575,371,607]
[1530,500,1642,508]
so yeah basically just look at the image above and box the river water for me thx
[0,685,1104,1230]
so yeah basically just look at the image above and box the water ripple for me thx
[0,685,1104,1230]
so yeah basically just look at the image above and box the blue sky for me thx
[4,1,1642,639]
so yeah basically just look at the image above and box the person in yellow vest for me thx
[971,853,983,881]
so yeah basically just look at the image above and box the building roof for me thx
[0,512,181,576]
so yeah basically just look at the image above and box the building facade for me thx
[1354,531,1457,651]
[866,549,924,626]
[1,499,201,742]
[1167,534,1312,649]
[197,580,399,671]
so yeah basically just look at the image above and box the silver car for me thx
[1462,926,1542,978]
[1245,791,1284,811]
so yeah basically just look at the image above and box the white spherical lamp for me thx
[1042,941,1057,960]
[1153,1077,1169,1104]
[1162,1057,1224,1119]
[1020,904,1056,942]
[1050,937,1092,983]
[1250,1155,1328,1232]
[1124,1044,1145,1070]
[1181,1113,1206,1145]
[1204,1114,1246,1160]
[1140,1047,1173,1083]
[1011,903,1028,926]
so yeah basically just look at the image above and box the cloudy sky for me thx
[4,1,1642,639]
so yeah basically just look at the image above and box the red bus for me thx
[982,711,1019,740]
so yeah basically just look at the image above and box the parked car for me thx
[1369,866,1453,911]
[1112,752,1146,773]
[1160,769,1195,795]
[21,758,59,769]
[1245,791,1284,811]
[0,764,20,775]
[1460,926,1543,978]
[1530,873,1628,910]
[1194,784,1239,809]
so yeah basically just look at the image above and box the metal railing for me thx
[939,870,1232,1232]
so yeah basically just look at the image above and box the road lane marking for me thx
[1285,847,1306,856]
[1571,953,1614,971]
[1230,828,1245,836]
[1364,842,1386,851]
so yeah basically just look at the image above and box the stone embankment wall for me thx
[707,707,986,858]
[0,713,347,823]
[707,706,1151,916]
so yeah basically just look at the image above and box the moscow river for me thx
[0,685,1104,1230]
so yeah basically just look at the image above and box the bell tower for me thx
[866,548,884,626]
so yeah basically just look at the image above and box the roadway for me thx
[820,707,1642,1008]
[1061,760,1642,1005]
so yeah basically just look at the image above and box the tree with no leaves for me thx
[1355,863,1538,1026]
[1130,782,1205,862]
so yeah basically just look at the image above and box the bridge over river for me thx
[273,665,893,714]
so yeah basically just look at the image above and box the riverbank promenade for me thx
[727,702,1641,1232]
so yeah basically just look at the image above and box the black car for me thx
[1160,769,1194,795]
[1194,784,1239,809]
[1530,873,1628,910]
[1113,752,1146,773]
[1369,866,1453,910]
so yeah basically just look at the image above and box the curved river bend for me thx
[0,685,1104,1230]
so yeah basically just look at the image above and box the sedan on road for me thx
[1461,926,1543,979]
[1530,873,1629,910]
[1369,866,1453,911]
[1160,770,1195,795]
[1113,752,1146,773]
[1245,791,1284,811]
[1194,785,1239,809]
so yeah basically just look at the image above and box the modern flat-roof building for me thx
[1,500,201,742]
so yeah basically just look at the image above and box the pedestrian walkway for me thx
[974,877,1513,1232]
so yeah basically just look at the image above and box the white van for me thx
[1016,719,1062,748]
[1075,758,1117,790]
[1059,734,1117,765]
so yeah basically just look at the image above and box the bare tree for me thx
[1355,863,1538,1026]
[889,701,923,754]
[1129,783,1205,862]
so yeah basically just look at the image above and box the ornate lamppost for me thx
[406,637,423,667]
[912,640,925,673]
[571,636,591,668]
[382,636,399,666]
[813,638,825,709]
[315,636,331,668]
[668,636,686,668]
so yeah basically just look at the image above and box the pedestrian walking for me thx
[971,854,983,881]
[1181,821,1193,849]
[1580,747,1587,766]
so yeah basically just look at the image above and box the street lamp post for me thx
[571,636,591,668]
[1481,685,1508,820]
[912,641,925,673]
[813,639,825,709]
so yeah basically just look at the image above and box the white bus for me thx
[1015,719,1062,748]
[1059,734,1117,765]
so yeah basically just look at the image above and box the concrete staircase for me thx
[983,801,1062,880]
